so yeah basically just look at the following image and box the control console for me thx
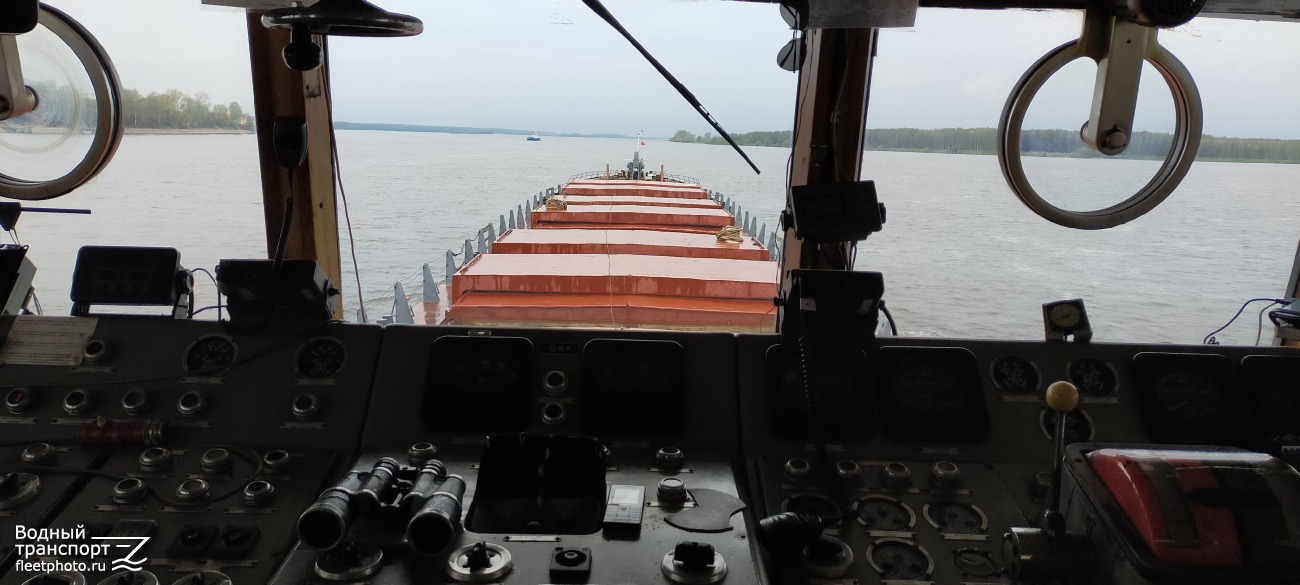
[0,317,380,585]
[0,316,1298,584]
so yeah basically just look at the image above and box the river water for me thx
[14,131,1299,346]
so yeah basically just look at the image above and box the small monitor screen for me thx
[1132,352,1259,448]
[581,339,685,436]
[1242,355,1300,436]
[70,246,181,306]
[875,346,990,442]
[421,336,533,433]
[608,485,642,506]
[764,343,872,440]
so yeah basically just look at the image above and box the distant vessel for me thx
[527,134,541,141]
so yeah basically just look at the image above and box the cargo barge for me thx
[407,153,780,332]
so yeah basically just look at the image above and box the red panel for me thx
[446,292,777,331]
[562,181,708,199]
[561,195,722,209]
[531,205,733,228]
[452,253,779,301]
[1089,450,1242,566]
[531,222,724,235]
[491,229,768,261]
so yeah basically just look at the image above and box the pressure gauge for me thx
[923,502,988,534]
[294,336,348,378]
[867,539,934,581]
[184,334,237,373]
[1048,303,1081,330]
[854,496,915,532]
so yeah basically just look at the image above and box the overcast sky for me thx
[42,0,1300,139]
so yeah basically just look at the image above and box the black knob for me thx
[674,542,716,570]
[201,448,232,474]
[756,511,825,553]
[466,542,493,570]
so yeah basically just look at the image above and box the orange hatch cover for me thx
[452,253,779,301]
[444,292,777,332]
[492,229,768,261]
[562,181,707,199]
[528,222,726,235]
[531,204,733,229]
[560,195,722,209]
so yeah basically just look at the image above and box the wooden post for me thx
[605,163,610,179]
[779,28,879,327]
[247,15,343,319]
[660,164,665,181]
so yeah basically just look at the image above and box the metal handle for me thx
[0,36,38,121]
[0,4,123,201]
[996,19,1202,230]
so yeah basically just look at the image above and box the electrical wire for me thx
[796,337,850,516]
[320,38,367,323]
[1204,298,1288,345]
[149,445,265,507]
[880,301,898,336]
[1256,302,1274,346]
[190,268,217,288]
[6,445,265,508]
[190,268,220,321]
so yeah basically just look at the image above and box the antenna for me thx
[581,0,760,175]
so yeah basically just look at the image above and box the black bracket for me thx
[778,269,884,346]
[0,1,39,34]
[788,181,886,243]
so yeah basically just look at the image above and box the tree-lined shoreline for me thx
[122,89,250,131]
[669,128,1300,164]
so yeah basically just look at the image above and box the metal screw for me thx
[1103,129,1128,149]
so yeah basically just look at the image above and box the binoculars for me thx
[296,457,467,555]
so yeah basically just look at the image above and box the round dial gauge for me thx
[1049,304,1081,329]
[1040,408,1095,444]
[782,493,841,524]
[953,548,999,577]
[295,337,348,378]
[924,502,987,534]
[184,335,237,372]
[867,539,934,580]
[990,356,1039,395]
[854,496,915,532]
[1067,358,1117,396]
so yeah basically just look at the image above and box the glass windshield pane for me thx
[14,0,261,316]
[860,9,1300,344]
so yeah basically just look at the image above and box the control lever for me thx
[1003,381,1095,582]
[755,510,851,554]
[465,542,493,570]
[297,458,400,551]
